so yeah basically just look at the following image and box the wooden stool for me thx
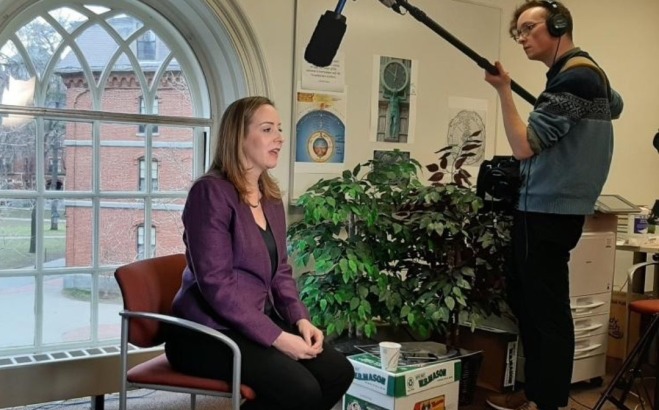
[594,299,659,410]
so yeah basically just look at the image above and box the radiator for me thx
[0,346,161,408]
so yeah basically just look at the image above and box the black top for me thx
[259,222,278,277]
[259,222,278,316]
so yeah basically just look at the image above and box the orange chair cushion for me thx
[629,299,659,316]
[127,354,256,400]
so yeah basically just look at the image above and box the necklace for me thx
[247,193,261,208]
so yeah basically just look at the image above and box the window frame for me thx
[138,96,160,135]
[136,29,156,61]
[0,0,270,358]
[138,156,159,191]
[136,223,156,259]
[0,0,215,357]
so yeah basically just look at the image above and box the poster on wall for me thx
[444,96,489,167]
[370,55,418,144]
[294,91,347,174]
[300,52,345,93]
[373,149,410,163]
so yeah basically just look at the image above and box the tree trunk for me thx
[445,311,460,351]
[50,199,59,230]
[29,205,36,253]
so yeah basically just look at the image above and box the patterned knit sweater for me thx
[519,48,624,215]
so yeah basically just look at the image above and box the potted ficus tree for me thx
[288,142,513,352]
[288,150,420,340]
[288,143,513,406]
[397,131,513,349]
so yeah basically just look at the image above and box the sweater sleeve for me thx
[528,67,610,154]
[609,88,624,120]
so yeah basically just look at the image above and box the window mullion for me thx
[33,117,46,350]
[89,118,102,344]
[0,0,233,357]
[92,121,101,269]
[0,105,212,128]
[144,126,153,258]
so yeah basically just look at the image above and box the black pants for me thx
[509,211,584,410]
[164,315,354,410]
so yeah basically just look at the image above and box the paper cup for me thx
[379,341,401,371]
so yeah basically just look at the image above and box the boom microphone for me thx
[304,11,347,67]
[304,1,404,67]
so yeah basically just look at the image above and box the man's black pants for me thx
[509,211,584,410]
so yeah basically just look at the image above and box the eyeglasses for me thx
[511,22,544,41]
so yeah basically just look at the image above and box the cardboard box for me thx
[347,353,461,397]
[608,290,641,359]
[458,325,518,392]
[343,378,460,410]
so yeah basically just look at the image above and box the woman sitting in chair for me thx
[165,96,354,410]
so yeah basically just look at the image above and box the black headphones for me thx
[541,0,570,37]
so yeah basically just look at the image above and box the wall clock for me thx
[381,60,409,94]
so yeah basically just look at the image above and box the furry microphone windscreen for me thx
[304,11,347,67]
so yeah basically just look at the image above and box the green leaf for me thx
[335,318,346,335]
[461,266,475,277]
[445,296,455,310]
[401,305,411,317]
[358,305,366,319]
[457,277,472,289]
[364,322,377,338]
[407,312,416,326]
[350,297,360,310]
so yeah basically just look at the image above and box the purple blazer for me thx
[171,174,310,346]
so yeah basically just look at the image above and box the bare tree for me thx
[1,15,69,245]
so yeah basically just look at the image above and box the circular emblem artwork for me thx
[295,109,345,164]
[307,131,335,163]
[446,109,485,165]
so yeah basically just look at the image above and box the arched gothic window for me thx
[0,0,266,358]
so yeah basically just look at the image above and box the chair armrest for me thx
[118,310,246,406]
[119,310,241,357]
[626,261,659,306]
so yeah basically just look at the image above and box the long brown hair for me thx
[207,96,282,202]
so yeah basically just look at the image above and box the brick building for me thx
[56,14,193,266]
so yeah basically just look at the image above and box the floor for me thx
[2,358,655,409]
[460,357,655,410]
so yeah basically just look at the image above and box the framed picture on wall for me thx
[370,56,418,144]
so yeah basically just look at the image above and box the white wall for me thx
[496,0,659,207]
[237,0,659,206]
[234,0,297,204]
[495,0,659,288]
[236,0,658,284]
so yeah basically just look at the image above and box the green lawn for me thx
[0,210,66,269]
[0,207,59,219]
